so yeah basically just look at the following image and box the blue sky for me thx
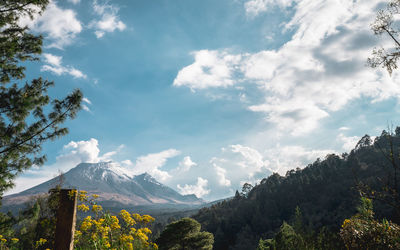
[7,0,400,201]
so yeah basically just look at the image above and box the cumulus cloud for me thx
[89,0,126,38]
[176,156,197,172]
[174,0,400,136]
[19,1,82,49]
[337,133,360,152]
[173,50,242,90]
[210,144,271,189]
[213,163,231,187]
[264,145,335,175]
[230,144,270,175]
[41,53,87,79]
[131,149,181,182]
[68,0,80,4]
[177,177,210,198]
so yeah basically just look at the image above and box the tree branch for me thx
[384,27,400,47]
[0,102,73,155]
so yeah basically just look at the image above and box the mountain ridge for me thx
[3,162,204,209]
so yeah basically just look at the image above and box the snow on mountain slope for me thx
[3,162,204,207]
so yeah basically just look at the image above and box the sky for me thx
[6,0,400,201]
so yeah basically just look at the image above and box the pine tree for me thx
[0,0,82,195]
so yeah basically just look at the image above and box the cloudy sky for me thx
[7,0,400,200]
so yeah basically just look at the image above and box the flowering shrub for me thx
[72,191,158,250]
[0,234,47,250]
[340,197,400,249]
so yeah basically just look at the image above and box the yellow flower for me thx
[68,189,77,198]
[120,210,135,225]
[141,214,155,224]
[127,242,133,250]
[81,216,93,231]
[110,216,120,230]
[137,230,149,241]
[92,204,103,213]
[131,213,142,223]
[141,227,152,234]
[92,194,99,199]
[1,238,6,243]
[75,230,82,238]
[91,232,97,241]
[35,238,47,247]
[342,219,351,228]
[78,190,89,202]
[78,204,90,212]
[11,238,19,243]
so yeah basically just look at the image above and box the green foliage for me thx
[273,222,304,250]
[241,183,253,198]
[340,197,400,249]
[156,217,213,250]
[0,0,82,195]
[193,129,400,249]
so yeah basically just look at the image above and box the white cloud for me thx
[177,156,197,172]
[82,105,90,112]
[81,97,92,112]
[41,53,87,79]
[20,1,82,49]
[245,0,293,16]
[82,97,92,105]
[230,144,269,176]
[209,144,271,189]
[173,50,242,90]
[68,0,80,4]
[131,149,181,181]
[264,145,335,175]
[58,138,122,164]
[337,133,360,152]
[89,0,126,38]
[177,177,210,198]
[174,0,400,136]
[213,164,231,187]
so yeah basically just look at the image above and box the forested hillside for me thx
[193,129,400,249]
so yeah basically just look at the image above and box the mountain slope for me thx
[3,162,204,208]
[192,131,400,249]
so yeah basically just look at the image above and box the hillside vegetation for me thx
[193,129,400,249]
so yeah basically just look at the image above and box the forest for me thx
[193,130,400,249]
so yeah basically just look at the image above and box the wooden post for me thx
[55,189,77,250]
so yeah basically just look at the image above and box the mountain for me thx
[2,162,204,210]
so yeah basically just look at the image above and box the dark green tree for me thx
[241,183,253,198]
[0,0,82,195]
[156,217,214,250]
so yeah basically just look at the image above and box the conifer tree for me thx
[0,0,82,195]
